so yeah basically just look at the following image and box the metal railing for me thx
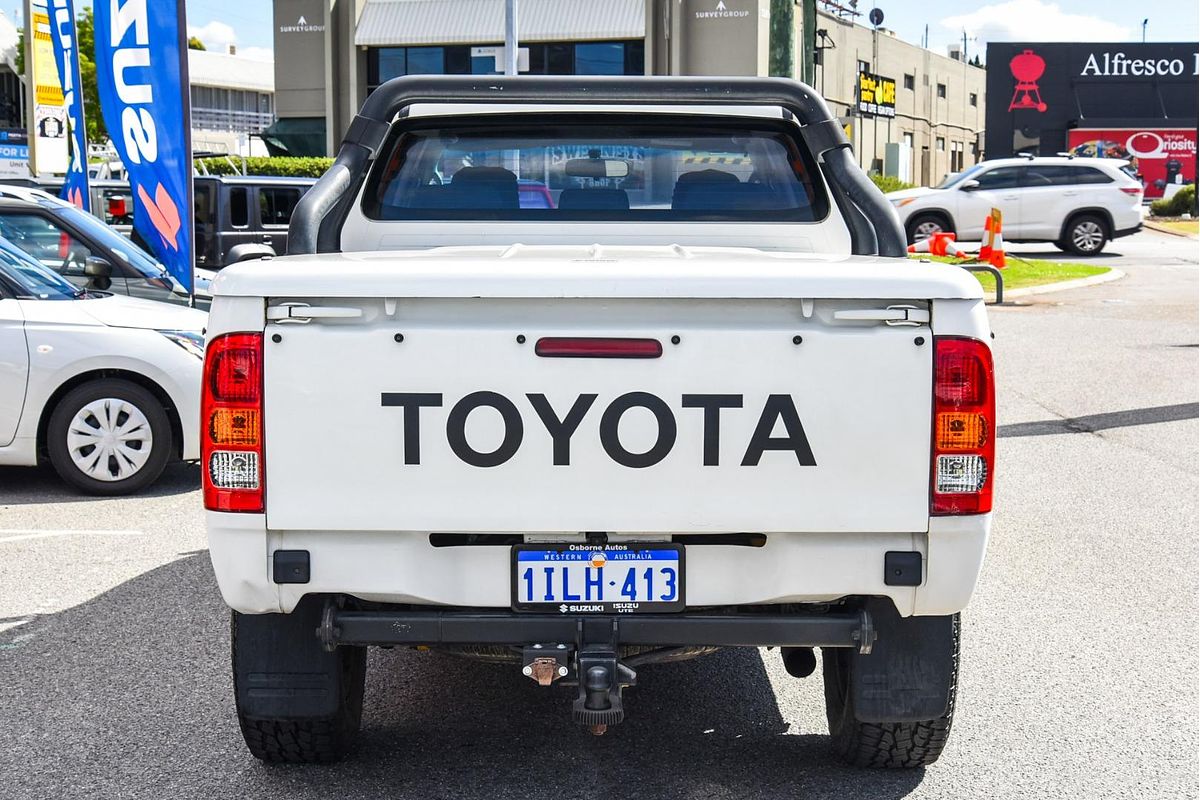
[191,107,273,135]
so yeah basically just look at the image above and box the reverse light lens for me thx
[935,454,988,493]
[208,407,260,446]
[209,451,260,489]
[936,412,988,450]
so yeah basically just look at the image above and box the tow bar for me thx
[318,603,875,733]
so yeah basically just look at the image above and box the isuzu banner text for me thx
[94,0,193,291]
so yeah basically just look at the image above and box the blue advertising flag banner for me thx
[93,0,193,293]
[48,0,88,211]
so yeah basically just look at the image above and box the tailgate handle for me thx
[833,305,930,326]
[267,302,363,323]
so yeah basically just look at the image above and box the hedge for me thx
[1149,184,1197,218]
[870,173,916,194]
[193,156,334,178]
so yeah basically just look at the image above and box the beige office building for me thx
[807,9,986,186]
[271,0,984,187]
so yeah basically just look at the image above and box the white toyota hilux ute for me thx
[204,77,995,768]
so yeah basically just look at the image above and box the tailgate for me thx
[263,296,932,533]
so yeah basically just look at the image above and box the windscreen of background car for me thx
[0,238,83,300]
[364,117,829,222]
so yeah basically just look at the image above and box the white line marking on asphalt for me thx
[0,529,145,543]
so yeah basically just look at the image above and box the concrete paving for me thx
[0,228,1196,799]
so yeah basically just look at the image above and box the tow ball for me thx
[521,642,636,736]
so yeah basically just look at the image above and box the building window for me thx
[368,41,643,90]
[936,137,946,151]
[936,83,947,99]
[903,73,914,91]
[575,42,625,75]
[969,92,978,106]
[857,60,870,74]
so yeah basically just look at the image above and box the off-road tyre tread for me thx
[823,613,959,768]
[231,611,367,764]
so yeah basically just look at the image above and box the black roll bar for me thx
[288,75,907,258]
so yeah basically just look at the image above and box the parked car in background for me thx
[193,175,316,268]
[0,174,317,270]
[0,237,205,494]
[887,156,1143,255]
[0,186,214,308]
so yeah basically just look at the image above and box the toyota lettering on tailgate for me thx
[380,391,817,468]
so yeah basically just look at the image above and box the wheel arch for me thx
[1059,207,1113,241]
[37,369,185,462]
[905,208,957,237]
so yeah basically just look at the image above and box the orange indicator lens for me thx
[208,408,260,446]
[936,412,988,451]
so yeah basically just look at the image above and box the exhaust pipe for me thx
[782,646,817,678]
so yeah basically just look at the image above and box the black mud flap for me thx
[850,598,956,723]
[232,596,347,719]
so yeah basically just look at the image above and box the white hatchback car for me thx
[0,237,205,494]
[887,156,1144,255]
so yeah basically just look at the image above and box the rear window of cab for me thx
[362,115,830,223]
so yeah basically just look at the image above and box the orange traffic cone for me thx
[987,226,1006,269]
[908,231,957,255]
[979,216,994,261]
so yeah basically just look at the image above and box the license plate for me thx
[511,543,684,613]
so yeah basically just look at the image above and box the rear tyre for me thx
[232,600,367,764]
[822,615,959,768]
[906,213,952,245]
[46,378,173,495]
[1061,214,1108,256]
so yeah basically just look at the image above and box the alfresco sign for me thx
[1080,50,1199,77]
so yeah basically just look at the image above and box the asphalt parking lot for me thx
[1,229,1196,799]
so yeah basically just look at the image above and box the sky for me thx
[1,0,1196,64]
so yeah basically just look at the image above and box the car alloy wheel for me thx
[65,397,155,482]
[1071,220,1105,253]
[912,220,944,242]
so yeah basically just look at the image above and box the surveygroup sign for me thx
[857,71,896,118]
[985,42,1198,170]
[93,0,193,292]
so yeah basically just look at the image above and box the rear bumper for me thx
[1113,222,1142,240]
[208,513,989,618]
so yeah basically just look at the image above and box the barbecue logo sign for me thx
[857,71,896,118]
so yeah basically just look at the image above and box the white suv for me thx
[887,156,1143,255]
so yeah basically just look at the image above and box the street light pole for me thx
[505,0,519,75]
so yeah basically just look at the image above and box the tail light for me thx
[202,333,264,512]
[1119,187,1143,197]
[931,337,994,515]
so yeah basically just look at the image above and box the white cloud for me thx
[188,20,237,51]
[188,20,273,62]
[942,0,1130,46]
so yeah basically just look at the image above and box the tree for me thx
[188,36,206,50]
[74,7,107,145]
